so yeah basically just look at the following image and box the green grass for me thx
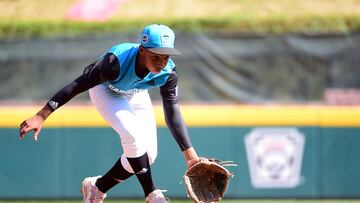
[1,200,360,203]
[1,0,360,38]
[1,14,359,39]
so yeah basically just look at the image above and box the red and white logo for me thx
[245,128,305,188]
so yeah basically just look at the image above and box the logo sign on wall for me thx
[245,128,305,188]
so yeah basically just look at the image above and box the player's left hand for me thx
[183,157,237,203]
[186,158,200,168]
[183,147,200,168]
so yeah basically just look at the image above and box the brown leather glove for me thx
[183,157,236,203]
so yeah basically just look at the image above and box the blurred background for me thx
[0,0,360,202]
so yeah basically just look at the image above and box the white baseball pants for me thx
[89,84,157,173]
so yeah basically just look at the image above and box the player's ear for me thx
[139,45,146,54]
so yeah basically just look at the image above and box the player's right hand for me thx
[19,114,45,141]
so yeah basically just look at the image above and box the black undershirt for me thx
[46,53,192,151]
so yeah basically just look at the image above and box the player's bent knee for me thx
[147,152,157,165]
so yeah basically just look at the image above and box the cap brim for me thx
[147,47,181,56]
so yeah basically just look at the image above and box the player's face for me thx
[143,48,170,74]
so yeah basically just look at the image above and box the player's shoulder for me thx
[168,58,175,66]
[108,43,139,56]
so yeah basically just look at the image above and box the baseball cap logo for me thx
[142,34,148,44]
[161,34,171,46]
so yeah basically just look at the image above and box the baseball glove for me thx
[183,157,236,203]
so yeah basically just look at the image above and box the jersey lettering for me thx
[108,84,145,95]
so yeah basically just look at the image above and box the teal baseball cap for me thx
[140,24,181,55]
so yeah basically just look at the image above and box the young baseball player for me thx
[19,24,200,203]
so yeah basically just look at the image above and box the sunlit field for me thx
[0,0,359,21]
[0,0,359,38]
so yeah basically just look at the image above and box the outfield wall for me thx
[0,105,360,199]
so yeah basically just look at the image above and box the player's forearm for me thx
[183,147,199,168]
[183,147,198,160]
[163,102,193,150]
[46,76,91,111]
[36,104,53,121]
